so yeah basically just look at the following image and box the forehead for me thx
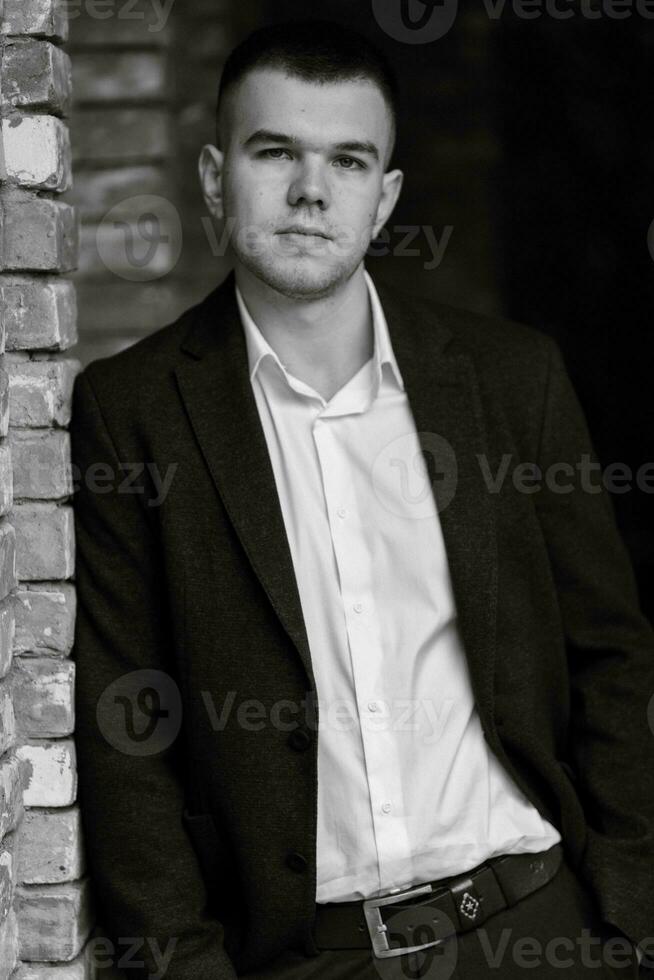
[223,66,392,148]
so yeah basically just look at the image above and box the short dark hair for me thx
[216,19,400,167]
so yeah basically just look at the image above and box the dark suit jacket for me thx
[70,269,654,979]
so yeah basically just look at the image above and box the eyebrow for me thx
[243,129,380,162]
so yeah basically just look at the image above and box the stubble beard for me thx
[231,231,367,301]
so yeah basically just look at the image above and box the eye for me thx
[260,147,292,160]
[335,156,365,170]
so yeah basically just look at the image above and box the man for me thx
[71,19,654,980]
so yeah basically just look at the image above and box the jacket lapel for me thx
[173,271,316,688]
[376,279,498,733]
[174,270,498,731]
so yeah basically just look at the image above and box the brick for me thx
[0,445,13,518]
[66,164,167,221]
[0,598,15,679]
[71,108,170,164]
[16,877,92,961]
[72,50,166,103]
[76,278,195,333]
[1,0,68,41]
[9,429,72,500]
[13,583,74,657]
[0,681,16,755]
[178,16,231,58]
[10,502,74,580]
[8,357,81,426]
[78,218,179,281]
[0,752,27,837]
[15,806,84,885]
[0,116,72,192]
[13,942,95,978]
[1,197,78,272]
[1,41,72,116]
[0,363,10,437]
[12,657,74,737]
[0,522,17,602]
[1,277,77,351]
[16,738,76,807]
[0,908,18,980]
[0,833,16,924]
[68,0,171,46]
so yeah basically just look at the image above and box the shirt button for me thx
[367,701,379,712]
[381,803,392,814]
[337,507,347,518]
[353,602,364,614]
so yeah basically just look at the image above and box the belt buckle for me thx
[362,882,445,959]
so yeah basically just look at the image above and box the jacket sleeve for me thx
[533,339,654,950]
[70,368,238,980]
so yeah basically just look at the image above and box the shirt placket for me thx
[312,406,413,894]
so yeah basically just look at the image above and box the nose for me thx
[287,158,330,210]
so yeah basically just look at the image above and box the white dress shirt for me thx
[234,269,561,903]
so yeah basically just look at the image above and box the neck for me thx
[233,263,374,401]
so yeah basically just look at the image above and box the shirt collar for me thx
[234,268,405,396]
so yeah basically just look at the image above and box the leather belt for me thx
[312,842,563,959]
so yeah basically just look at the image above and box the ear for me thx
[372,168,404,239]
[198,143,225,221]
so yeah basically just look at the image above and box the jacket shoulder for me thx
[399,287,562,410]
[392,286,564,452]
[79,299,201,396]
[69,293,209,460]
[404,286,557,365]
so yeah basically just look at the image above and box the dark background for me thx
[66,0,654,620]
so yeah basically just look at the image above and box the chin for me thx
[238,251,361,300]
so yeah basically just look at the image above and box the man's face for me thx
[208,67,402,298]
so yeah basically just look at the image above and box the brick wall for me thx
[0,2,262,973]
[66,0,258,367]
[0,0,94,976]
[65,0,177,367]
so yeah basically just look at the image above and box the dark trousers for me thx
[240,857,641,979]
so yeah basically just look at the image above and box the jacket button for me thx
[286,850,307,873]
[288,728,311,751]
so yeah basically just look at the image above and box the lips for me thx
[278,227,331,239]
